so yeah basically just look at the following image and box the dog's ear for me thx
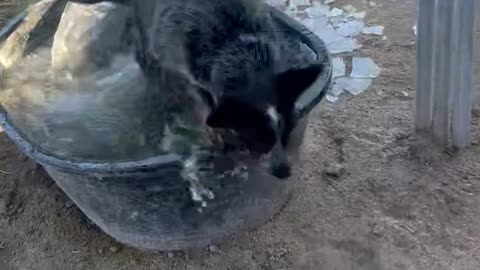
[275,63,323,110]
[68,0,129,4]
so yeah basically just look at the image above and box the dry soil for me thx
[1,0,480,269]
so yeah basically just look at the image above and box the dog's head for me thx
[206,38,323,179]
[69,0,323,179]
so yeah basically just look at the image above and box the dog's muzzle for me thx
[268,142,291,179]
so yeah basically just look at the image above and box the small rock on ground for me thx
[323,162,346,178]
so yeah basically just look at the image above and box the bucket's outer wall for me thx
[43,116,308,251]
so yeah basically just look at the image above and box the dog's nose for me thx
[271,163,291,179]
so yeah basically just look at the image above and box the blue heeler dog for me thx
[69,0,324,179]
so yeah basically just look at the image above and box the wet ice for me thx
[351,57,382,79]
[362,25,384,35]
[331,57,345,78]
[278,1,384,102]
[335,77,373,96]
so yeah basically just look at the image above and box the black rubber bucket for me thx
[0,5,332,251]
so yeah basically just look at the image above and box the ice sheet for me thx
[279,1,385,103]
[326,94,338,102]
[336,20,366,37]
[329,8,344,17]
[335,77,373,96]
[305,4,330,18]
[350,57,382,79]
[326,38,360,54]
[362,25,384,35]
[332,57,346,78]
[266,0,286,6]
[290,0,311,7]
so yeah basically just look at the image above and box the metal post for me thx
[416,0,476,148]
[451,0,476,148]
[416,0,435,132]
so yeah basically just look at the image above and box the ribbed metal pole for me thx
[416,0,476,148]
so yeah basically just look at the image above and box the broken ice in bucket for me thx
[0,51,208,161]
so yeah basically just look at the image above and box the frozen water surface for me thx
[362,25,384,35]
[350,57,382,79]
[330,80,345,96]
[335,77,373,96]
[346,11,366,19]
[332,57,345,78]
[266,0,286,7]
[329,7,344,17]
[290,0,311,7]
[335,20,366,37]
[301,17,329,31]
[326,94,338,103]
[309,24,344,44]
[326,38,360,54]
[305,4,330,18]
[328,16,346,25]
[277,1,384,102]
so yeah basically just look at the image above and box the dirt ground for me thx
[1,0,480,269]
